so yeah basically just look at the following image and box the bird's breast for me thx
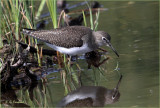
[46,43,92,55]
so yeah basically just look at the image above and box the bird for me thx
[57,75,122,107]
[22,26,119,57]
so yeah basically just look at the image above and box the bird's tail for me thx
[22,28,37,36]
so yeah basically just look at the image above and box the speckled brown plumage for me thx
[23,26,93,48]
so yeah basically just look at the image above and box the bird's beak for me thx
[112,75,123,99]
[115,75,123,90]
[107,42,119,57]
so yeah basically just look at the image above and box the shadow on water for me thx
[0,0,159,108]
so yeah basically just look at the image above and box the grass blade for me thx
[86,2,94,30]
[94,8,100,31]
[46,0,57,28]
[35,0,46,20]
[82,10,87,27]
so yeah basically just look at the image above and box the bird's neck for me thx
[92,31,102,48]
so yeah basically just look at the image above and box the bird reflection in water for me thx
[57,75,122,107]
[85,50,110,69]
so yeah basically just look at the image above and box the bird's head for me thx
[93,31,119,57]
[104,75,122,105]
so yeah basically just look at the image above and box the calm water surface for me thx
[34,1,159,107]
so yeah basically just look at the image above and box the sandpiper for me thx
[22,26,119,57]
[57,75,122,107]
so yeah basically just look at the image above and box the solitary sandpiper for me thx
[22,26,119,57]
[57,75,122,107]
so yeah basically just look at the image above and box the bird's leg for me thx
[98,48,107,52]
[68,55,72,67]
[68,55,77,66]
[87,63,91,69]
[96,57,109,67]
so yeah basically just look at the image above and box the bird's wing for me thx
[22,26,92,48]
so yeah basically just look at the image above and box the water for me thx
[99,1,159,107]
[35,1,159,107]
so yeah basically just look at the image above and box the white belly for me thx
[46,43,92,55]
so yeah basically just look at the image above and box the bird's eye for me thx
[102,37,106,41]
